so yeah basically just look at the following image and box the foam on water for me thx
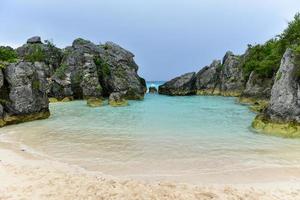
[1,83,300,183]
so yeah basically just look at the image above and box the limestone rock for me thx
[148,86,158,93]
[27,36,42,44]
[220,51,244,96]
[265,49,300,123]
[195,60,222,95]
[87,97,103,107]
[109,92,128,107]
[99,42,146,100]
[158,72,196,96]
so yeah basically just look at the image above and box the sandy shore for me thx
[0,143,300,200]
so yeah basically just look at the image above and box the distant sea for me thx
[1,81,300,183]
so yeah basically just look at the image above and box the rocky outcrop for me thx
[108,92,128,107]
[219,51,244,96]
[195,60,222,95]
[0,61,50,127]
[148,86,158,93]
[252,49,300,137]
[160,51,244,97]
[158,72,196,96]
[0,36,146,127]
[50,39,146,100]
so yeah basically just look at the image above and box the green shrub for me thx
[243,13,300,78]
[94,57,111,77]
[0,46,18,63]
[32,80,40,90]
[54,64,68,79]
[24,44,45,62]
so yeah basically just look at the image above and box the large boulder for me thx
[148,86,158,93]
[27,36,42,44]
[98,42,146,99]
[219,51,245,96]
[0,61,50,126]
[195,60,222,95]
[158,72,196,96]
[252,49,300,137]
[108,92,128,107]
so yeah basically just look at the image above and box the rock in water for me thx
[87,97,103,107]
[148,86,158,93]
[252,49,300,137]
[108,92,128,107]
[0,61,50,126]
[99,42,146,99]
[49,39,146,100]
[158,72,196,95]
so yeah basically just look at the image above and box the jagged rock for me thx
[252,49,300,137]
[148,86,158,93]
[241,71,273,100]
[109,92,128,107]
[220,51,244,96]
[266,49,300,123]
[158,72,196,96]
[27,36,42,44]
[195,60,222,95]
[80,54,102,98]
[99,42,146,99]
[50,39,146,100]
[0,61,50,126]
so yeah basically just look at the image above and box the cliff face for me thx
[0,36,146,127]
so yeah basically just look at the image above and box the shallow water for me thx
[1,89,300,183]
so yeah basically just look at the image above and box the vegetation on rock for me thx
[242,13,300,78]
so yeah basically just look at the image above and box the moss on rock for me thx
[238,97,269,113]
[252,115,300,138]
[87,97,103,107]
[109,100,128,107]
[1,111,50,127]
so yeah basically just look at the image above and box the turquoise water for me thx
[1,83,300,183]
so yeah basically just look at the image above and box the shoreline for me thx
[1,140,300,199]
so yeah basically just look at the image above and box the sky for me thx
[1,0,300,81]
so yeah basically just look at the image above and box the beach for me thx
[0,141,300,200]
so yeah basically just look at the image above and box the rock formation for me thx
[0,36,146,127]
[50,39,146,100]
[195,60,222,95]
[252,49,300,137]
[148,86,158,93]
[159,51,245,96]
[158,72,196,96]
[0,61,50,127]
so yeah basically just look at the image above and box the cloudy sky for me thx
[1,0,300,80]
